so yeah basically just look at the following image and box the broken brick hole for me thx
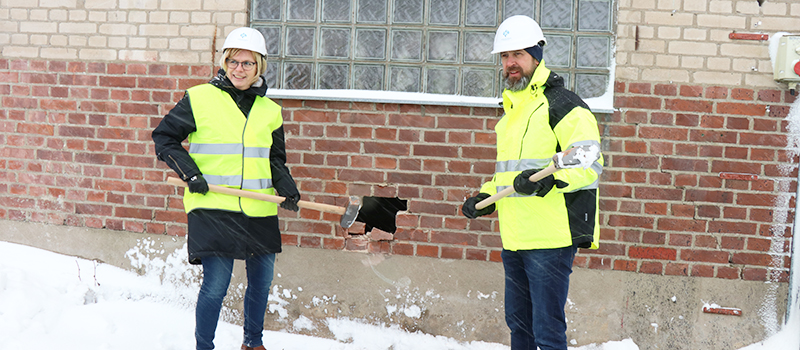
[355,197,407,234]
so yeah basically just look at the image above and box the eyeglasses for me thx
[226,58,256,71]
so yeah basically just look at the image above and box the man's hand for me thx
[513,169,568,197]
[461,193,495,219]
[187,174,209,195]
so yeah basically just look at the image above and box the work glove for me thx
[187,174,209,195]
[280,193,300,212]
[273,171,300,212]
[513,169,568,197]
[461,193,495,219]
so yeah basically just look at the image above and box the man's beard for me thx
[504,70,533,91]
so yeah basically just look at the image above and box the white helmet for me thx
[491,15,546,54]
[222,27,267,56]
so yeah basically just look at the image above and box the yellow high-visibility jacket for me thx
[183,84,283,217]
[479,61,603,250]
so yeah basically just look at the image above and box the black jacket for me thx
[152,69,296,264]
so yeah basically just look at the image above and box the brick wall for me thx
[1,0,799,283]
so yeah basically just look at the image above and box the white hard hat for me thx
[222,27,267,56]
[491,15,547,54]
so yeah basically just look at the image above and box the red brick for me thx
[634,187,682,201]
[615,96,662,109]
[665,263,689,276]
[322,237,346,250]
[717,102,767,116]
[757,89,781,103]
[654,84,677,96]
[392,242,414,256]
[431,231,478,246]
[628,83,651,94]
[644,203,667,215]
[731,252,773,266]
[639,261,663,274]
[742,268,767,281]
[588,257,612,270]
[613,259,637,271]
[680,85,703,97]
[441,247,463,259]
[681,249,729,263]
[705,86,728,99]
[739,132,786,147]
[642,231,666,244]
[465,249,487,261]
[416,244,439,257]
[611,155,659,169]
[629,246,676,260]
[708,221,758,235]
[688,129,737,144]
[638,126,688,141]
[746,238,772,252]
[691,264,714,277]
[607,215,654,229]
[665,99,713,113]
[716,266,739,279]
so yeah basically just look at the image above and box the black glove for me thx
[513,169,568,197]
[280,193,300,212]
[461,193,495,219]
[271,162,300,212]
[187,174,209,195]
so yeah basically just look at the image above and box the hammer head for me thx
[339,195,362,228]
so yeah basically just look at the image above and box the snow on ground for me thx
[0,241,795,350]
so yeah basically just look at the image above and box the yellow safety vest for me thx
[480,61,603,250]
[183,84,283,217]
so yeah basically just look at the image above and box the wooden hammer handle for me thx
[474,164,558,210]
[167,177,346,215]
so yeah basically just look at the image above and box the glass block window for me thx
[251,0,615,99]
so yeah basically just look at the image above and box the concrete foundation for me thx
[0,219,787,349]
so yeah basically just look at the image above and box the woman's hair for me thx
[219,48,267,76]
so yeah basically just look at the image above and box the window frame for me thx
[249,0,616,112]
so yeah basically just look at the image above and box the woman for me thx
[152,27,299,350]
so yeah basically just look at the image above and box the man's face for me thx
[501,49,539,91]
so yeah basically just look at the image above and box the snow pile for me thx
[0,241,644,349]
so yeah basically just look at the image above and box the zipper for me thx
[518,102,545,160]
[168,154,188,180]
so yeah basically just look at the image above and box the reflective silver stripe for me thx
[590,161,603,175]
[564,140,604,175]
[204,174,243,187]
[496,158,552,173]
[565,139,601,150]
[189,143,242,155]
[205,175,273,190]
[189,144,271,159]
[242,178,273,190]
[243,147,270,158]
[496,185,528,198]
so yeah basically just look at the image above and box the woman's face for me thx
[225,50,259,90]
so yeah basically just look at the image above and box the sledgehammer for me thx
[167,177,362,228]
[475,144,602,210]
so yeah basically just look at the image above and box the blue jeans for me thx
[502,246,577,350]
[196,254,275,350]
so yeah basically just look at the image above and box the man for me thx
[461,15,603,350]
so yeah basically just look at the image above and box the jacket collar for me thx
[208,68,268,98]
[502,60,551,111]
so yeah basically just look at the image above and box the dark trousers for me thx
[502,246,577,350]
